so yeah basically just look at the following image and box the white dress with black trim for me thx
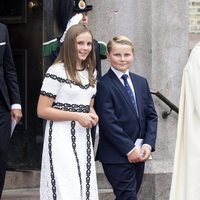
[40,63,99,200]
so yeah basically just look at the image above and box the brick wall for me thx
[189,1,200,33]
[189,1,200,49]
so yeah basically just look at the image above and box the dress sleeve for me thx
[40,64,62,99]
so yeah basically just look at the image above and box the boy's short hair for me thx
[107,35,135,54]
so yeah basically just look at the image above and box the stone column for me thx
[89,0,189,199]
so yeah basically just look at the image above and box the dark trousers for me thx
[0,98,11,199]
[91,126,96,147]
[102,163,145,200]
[0,149,8,199]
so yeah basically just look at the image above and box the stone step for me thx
[4,169,172,200]
[4,168,111,190]
[2,188,39,200]
[96,172,112,189]
[3,169,114,199]
[4,170,40,190]
[99,189,115,200]
[2,188,114,200]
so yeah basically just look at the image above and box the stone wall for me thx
[89,1,189,199]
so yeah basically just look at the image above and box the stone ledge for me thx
[4,170,40,190]
[138,173,171,200]
[2,188,114,200]
[2,188,39,200]
[4,170,172,200]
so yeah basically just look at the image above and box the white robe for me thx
[169,41,200,200]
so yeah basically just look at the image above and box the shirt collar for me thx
[111,66,130,80]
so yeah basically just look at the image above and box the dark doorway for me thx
[0,0,43,169]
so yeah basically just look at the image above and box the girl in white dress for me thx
[37,24,99,200]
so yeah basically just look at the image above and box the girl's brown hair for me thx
[55,24,96,86]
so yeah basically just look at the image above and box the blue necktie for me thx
[121,74,138,116]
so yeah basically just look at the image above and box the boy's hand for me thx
[140,145,151,162]
[11,109,22,123]
[127,148,143,163]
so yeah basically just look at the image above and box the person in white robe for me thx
[169,41,200,200]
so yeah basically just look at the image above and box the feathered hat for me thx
[73,0,93,13]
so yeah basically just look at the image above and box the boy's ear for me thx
[106,53,110,61]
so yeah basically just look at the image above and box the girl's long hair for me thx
[55,24,96,87]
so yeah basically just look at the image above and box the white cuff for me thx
[11,104,22,110]
[142,144,152,151]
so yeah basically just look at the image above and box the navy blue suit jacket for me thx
[0,23,21,151]
[95,68,158,164]
[0,23,21,110]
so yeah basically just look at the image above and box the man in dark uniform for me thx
[0,22,22,198]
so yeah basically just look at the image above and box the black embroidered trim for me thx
[45,73,90,89]
[40,91,56,99]
[86,128,91,200]
[53,102,89,113]
[70,124,91,200]
[48,121,57,200]
[48,102,92,199]
[71,120,83,197]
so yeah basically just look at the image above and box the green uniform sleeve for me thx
[42,38,59,57]
[98,41,107,59]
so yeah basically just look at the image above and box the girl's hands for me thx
[77,112,98,128]
[89,113,99,126]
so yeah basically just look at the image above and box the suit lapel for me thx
[108,69,137,116]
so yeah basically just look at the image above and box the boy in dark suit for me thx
[0,23,22,198]
[95,35,158,200]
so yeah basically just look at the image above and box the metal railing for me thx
[151,91,179,119]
